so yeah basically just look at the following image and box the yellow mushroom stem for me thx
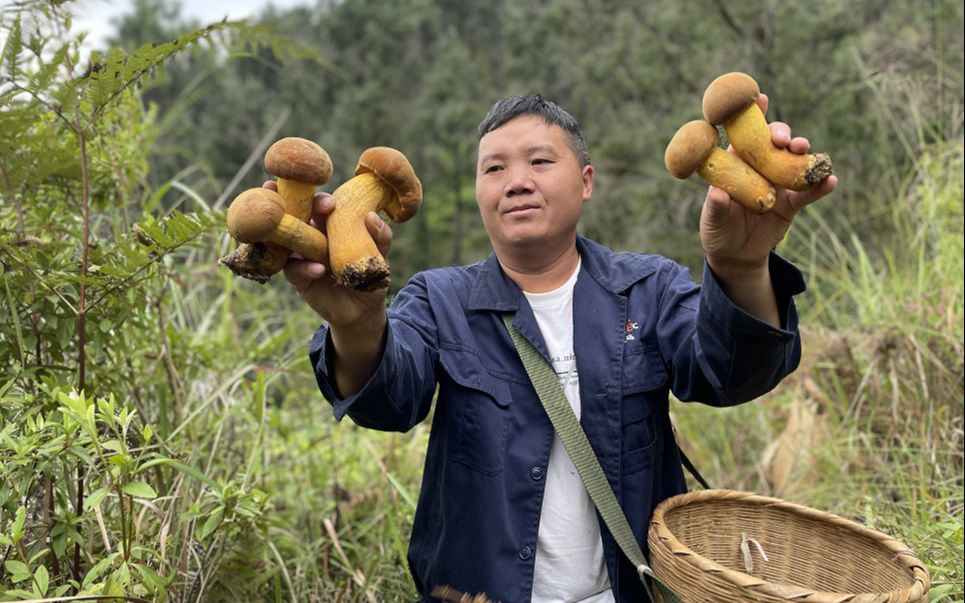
[275,179,318,222]
[698,147,777,213]
[227,189,329,264]
[265,212,329,263]
[722,105,832,192]
[327,172,396,291]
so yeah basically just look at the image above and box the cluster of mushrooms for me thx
[665,72,833,212]
[221,138,422,291]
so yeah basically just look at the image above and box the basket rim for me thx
[647,489,931,602]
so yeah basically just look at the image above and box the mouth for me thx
[504,203,541,215]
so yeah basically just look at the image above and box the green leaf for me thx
[122,480,157,499]
[85,486,110,511]
[162,460,220,489]
[11,506,26,543]
[132,562,166,592]
[3,589,35,598]
[2,15,22,79]
[927,583,956,599]
[34,564,48,596]
[83,554,118,588]
[102,438,126,453]
[3,560,30,583]
[197,506,224,541]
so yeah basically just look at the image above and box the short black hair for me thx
[477,94,591,166]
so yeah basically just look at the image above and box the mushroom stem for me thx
[276,179,318,222]
[665,119,776,213]
[327,172,395,291]
[698,147,777,213]
[702,72,832,191]
[227,188,329,263]
[722,104,832,191]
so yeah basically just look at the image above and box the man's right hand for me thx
[280,188,393,328]
[278,185,392,397]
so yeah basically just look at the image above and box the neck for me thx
[497,240,580,293]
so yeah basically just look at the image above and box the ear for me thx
[581,164,595,202]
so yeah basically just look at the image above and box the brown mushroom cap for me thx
[354,146,423,222]
[264,137,333,185]
[226,188,286,243]
[665,120,721,179]
[701,72,761,126]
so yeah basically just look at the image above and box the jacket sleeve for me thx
[658,252,806,405]
[309,272,440,432]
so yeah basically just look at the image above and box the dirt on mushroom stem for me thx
[219,241,290,283]
[338,256,391,291]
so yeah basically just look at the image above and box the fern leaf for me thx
[2,15,23,79]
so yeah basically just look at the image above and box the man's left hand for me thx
[700,94,838,283]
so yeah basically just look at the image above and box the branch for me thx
[713,0,745,38]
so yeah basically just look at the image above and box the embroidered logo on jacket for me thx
[625,320,639,341]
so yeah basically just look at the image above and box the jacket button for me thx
[530,466,544,480]
[518,546,532,560]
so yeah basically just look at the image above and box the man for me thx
[284,94,836,602]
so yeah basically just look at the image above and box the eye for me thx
[483,164,504,174]
[532,158,553,166]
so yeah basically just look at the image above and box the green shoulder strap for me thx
[502,314,683,603]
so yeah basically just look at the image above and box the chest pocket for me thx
[439,347,513,476]
[621,346,669,474]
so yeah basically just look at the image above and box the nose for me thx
[504,165,535,197]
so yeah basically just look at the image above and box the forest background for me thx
[0,0,962,600]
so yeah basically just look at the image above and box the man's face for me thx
[475,115,594,255]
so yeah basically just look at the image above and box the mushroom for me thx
[327,146,422,291]
[702,72,832,191]
[226,188,329,263]
[219,137,332,282]
[264,137,333,222]
[665,119,777,213]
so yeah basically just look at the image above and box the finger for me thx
[756,93,769,116]
[365,212,393,256]
[788,136,811,155]
[309,194,336,231]
[786,175,838,213]
[705,184,732,208]
[313,192,335,215]
[263,180,278,191]
[769,121,792,148]
[283,258,327,292]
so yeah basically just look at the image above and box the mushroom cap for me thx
[355,146,423,222]
[226,188,286,243]
[264,137,333,185]
[701,72,761,126]
[665,120,720,179]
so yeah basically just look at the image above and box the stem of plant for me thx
[74,124,90,584]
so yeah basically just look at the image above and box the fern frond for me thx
[86,210,221,311]
[2,14,23,79]
[75,21,238,126]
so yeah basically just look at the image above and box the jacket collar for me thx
[467,236,660,312]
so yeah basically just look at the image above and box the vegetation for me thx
[0,0,961,601]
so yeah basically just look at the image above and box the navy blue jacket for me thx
[310,236,805,602]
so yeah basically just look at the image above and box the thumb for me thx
[703,185,733,222]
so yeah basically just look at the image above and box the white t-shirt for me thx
[524,258,614,603]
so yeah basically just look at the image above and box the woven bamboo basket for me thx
[647,489,930,603]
